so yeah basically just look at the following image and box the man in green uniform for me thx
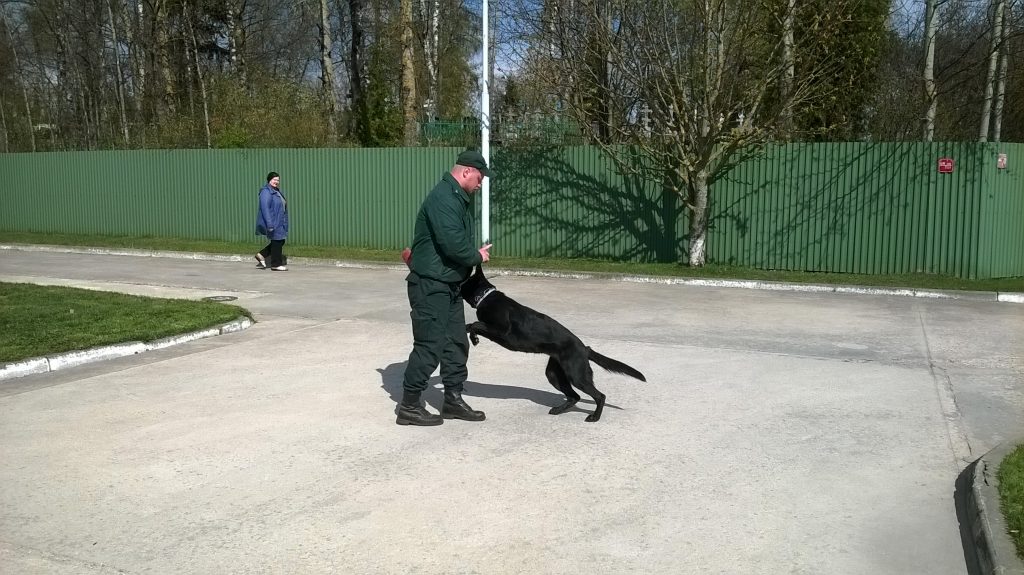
[398,150,493,426]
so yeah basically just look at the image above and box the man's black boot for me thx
[396,391,443,426]
[441,389,486,421]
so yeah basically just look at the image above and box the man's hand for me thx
[478,243,493,262]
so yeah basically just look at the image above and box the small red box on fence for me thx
[938,158,954,173]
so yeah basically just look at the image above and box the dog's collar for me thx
[473,287,497,307]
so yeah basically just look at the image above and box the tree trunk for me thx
[125,0,147,147]
[688,170,710,267]
[107,0,131,147]
[780,0,796,135]
[0,7,36,152]
[88,0,106,149]
[992,0,1008,143]
[978,0,1004,141]
[185,0,212,148]
[592,0,612,141]
[318,0,339,143]
[400,0,418,145]
[420,0,439,119]
[348,0,366,137]
[922,0,938,141]
[185,39,195,119]
[0,94,9,153]
[228,2,249,89]
[699,0,725,140]
[154,0,176,116]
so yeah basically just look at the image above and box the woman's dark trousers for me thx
[259,239,286,267]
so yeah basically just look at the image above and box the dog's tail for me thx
[587,347,646,382]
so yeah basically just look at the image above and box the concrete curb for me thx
[0,317,252,382]
[3,242,1023,304]
[959,441,1024,575]
[457,267,1019,304]
[0,243,251,264]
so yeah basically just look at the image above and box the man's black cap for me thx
[456,149,490,177]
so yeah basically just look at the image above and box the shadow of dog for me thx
[378,362,618,414]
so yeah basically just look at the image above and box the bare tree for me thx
[506,0,836,266]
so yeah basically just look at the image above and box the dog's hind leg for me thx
[545,357,580,415]
[567,361,605,422]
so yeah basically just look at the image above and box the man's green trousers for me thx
[402,273,470,394]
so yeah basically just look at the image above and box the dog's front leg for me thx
[467,321,501,346]
[467,321,510,348]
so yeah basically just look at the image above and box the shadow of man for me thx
[378,361,619,416]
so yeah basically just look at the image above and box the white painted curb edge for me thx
[3,243,1021,304]
[0,317,253,382]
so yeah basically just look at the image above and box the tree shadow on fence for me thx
[713,141,954,273]
[490,146,684,263]
[490,141,975,274]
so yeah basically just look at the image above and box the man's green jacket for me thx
[407,172,482,283]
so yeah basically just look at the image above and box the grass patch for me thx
[999,444,1024,560]
[3,230,1024,293]
[0,282,250,364]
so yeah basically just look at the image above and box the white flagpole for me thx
[480,0,491,243]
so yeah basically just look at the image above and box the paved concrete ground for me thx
[1,249,1022,574]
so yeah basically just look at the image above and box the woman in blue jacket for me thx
[255,171,289,271]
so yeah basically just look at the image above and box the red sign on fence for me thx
[997,154,1007,169]
[938,158,954,173]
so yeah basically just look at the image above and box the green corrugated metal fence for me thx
[977,144,1024,278]
[0,147,458,248]
[709,142,1011,278]
[1,143,1020,278]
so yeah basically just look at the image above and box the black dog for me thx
[460,264,646,422]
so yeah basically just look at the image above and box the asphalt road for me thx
[2,248,1022,574]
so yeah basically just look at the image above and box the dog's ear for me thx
[475,263,483,277]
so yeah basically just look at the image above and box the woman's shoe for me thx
[255,254,267,269]
[271,265,288,271]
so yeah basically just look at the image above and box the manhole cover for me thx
[203,295,238,302]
